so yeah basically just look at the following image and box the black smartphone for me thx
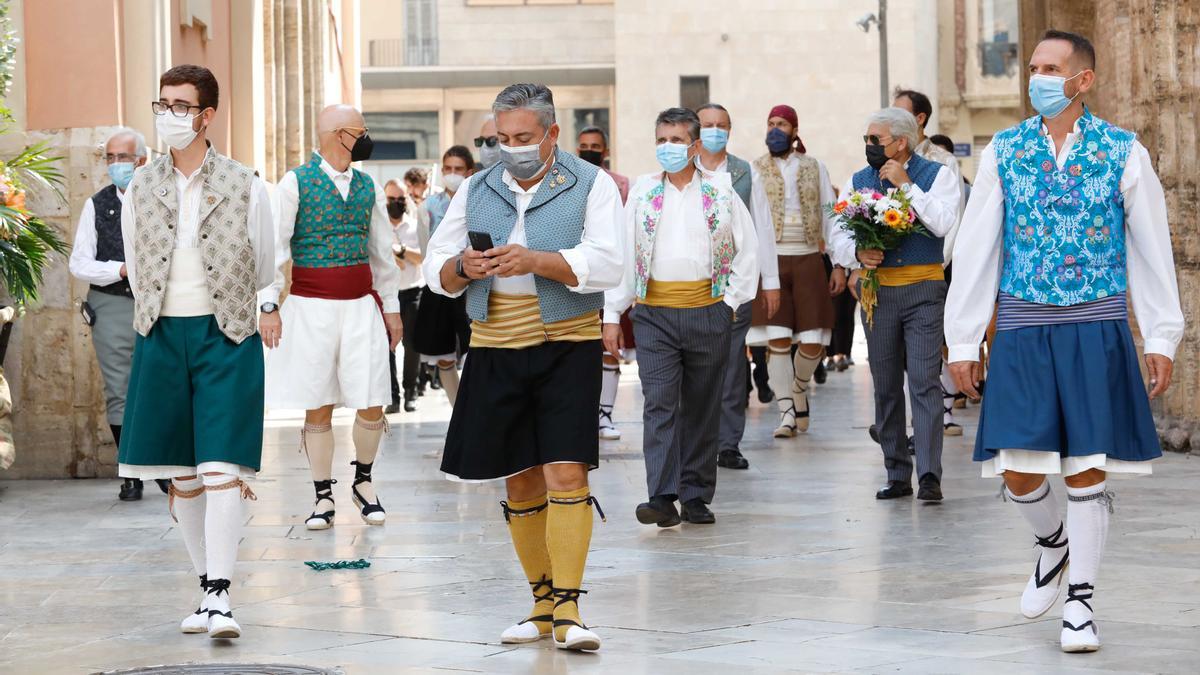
[468,231,495,254]
[80,301,96,327]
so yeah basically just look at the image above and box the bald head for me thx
[318,104,368,170]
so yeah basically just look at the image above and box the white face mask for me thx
[441,172,465,193]
[156,112,202,150]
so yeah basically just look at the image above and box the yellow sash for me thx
[641,279,721,309]
[875,263,944,287]
[470,292,600,349]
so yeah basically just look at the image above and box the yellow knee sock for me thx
[503,495,554,635]
[546,486,602,641]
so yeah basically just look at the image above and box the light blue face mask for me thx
[700,127,729,153]
[108,162,136,190]
[656,142,692,174]
[1028,71,1084,119]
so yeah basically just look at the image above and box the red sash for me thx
[290,264,383,314]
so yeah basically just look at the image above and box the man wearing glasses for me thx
[474,115,500,169]
[118,65,275,639]
[69,127,167,502]
[260,104,403,535]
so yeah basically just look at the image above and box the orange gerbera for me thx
[883,209,903,228]
[833,200,848,214]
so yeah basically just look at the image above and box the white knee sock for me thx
[1065,481,1112,629]
[352,414,386,503]
[439,364,460,406]
[202,473,253,615]
[600,363,619,412]
[767,347,793,414]
[940,365,958,426]
[1007,479,1068,571]
[792,348,823,415]
[170,477,207,579]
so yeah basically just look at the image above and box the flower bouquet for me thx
[828,188,929,327]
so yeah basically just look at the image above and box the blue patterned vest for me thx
[464,149,602,323]
[291,153,374,268]
[727,153,753,210]
[994,110,1134,305]
[425,191,451,234]
[851,153,944,267]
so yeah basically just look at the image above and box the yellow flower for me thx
[883,209,903,228]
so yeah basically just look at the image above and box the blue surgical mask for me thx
[1028,72,1084,119]
[766,127,791,154]
[108,162,136,190]
[700,127,729,153]
[656,142,692,174]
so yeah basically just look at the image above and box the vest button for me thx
[207,266,213,272]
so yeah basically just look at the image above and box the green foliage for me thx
[0,0,16,122]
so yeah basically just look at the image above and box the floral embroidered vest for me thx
[291,153,374,268]
[995,109,1134,305]
[632,172,735,299]
[752,152,823,243]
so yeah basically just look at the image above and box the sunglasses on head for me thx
[474,136,499,148]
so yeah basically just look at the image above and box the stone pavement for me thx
[2,348,1199,674]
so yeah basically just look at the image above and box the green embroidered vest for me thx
[292,153,374,268]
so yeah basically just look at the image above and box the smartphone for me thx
[467,230,495,255]
[80,301,96,327]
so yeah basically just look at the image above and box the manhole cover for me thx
[97,666,341,675]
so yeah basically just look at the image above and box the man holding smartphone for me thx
[423,84,622,652]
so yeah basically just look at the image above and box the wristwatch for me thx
[899,181,913,193]
[455,256,470,279]
[260,302,278,314]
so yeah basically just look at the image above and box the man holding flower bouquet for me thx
[827,107,962,502]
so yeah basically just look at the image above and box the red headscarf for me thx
[767,104,807,154]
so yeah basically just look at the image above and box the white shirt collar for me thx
[173,146,215,182]
[501,159,557,196]
[315,153,353,180]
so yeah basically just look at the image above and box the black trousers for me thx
[389,287,423,402]
[828,289,858,356]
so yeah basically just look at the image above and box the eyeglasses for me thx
[863,134,898,146]
[152,101,205,117]
[332,126,369,139]
[104,153,138,164]
[474,136,498,148]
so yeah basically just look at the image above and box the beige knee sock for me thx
[767,347,794,414]
[351,414,387,503]
[792,347,824,417]
[439,364,460,406]
[303,424,335,511]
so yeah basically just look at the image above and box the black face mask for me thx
[865,144,890,170]
[386,199,405,220]
[578,149,604,167]
[343,132,375,162]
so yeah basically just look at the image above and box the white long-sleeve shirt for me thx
[604,172,759,322]
[120,154,275,294]
[263,155,402,313]
[913,137,968,262]
[946,133,1184,361]
[422,163,625,299]
[828,160,963,269]
[69,195,125,286]
[699,155,780,290]
[391,216,424,291]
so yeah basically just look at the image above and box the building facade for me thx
[2,0,359,478]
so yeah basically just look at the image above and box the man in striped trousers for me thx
[604,108,758,527]
[828,107,962,501]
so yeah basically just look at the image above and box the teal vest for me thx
[291,153,374,268]
[464,149,603,323]
[995,109,1134,305]
[727,153,753,209]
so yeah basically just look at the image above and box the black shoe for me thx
[756,384,775,404]
[154,479,170,494]
[430,369,442,390]
[118,478,143,501]
[813,360,827,385]
[836,357,850,372]
[717,449,750,470]
[868,424,879,444]
[404,398,417,412]
[680,498,716,524]
[917,473,943,502]
[875,481,913,500]
[635,496,681,528]
[384,402,401,414]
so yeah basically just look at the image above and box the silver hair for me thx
[867,107,920,149]
[492,84,556,130]
[106,127,147,157]
[655,107,701,143]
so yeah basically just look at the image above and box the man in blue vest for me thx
[828,107,961,502]
[423,84,623,651]
[946,30,1183,653]
[695,102,780,471]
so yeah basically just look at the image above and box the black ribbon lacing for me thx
[1031,522,1069,588]
[548,493,607,522]
[519,574,556,626]
[552,587,589,629]
[1062,582,1096,632]
[500,499,548,524]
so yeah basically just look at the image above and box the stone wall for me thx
[1020,0,1200,449]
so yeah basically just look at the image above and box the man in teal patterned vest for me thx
[947,30,1184,653]
[695,102,781,472]
[423,84,623,651]
[260,105,403,533]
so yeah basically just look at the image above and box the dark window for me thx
[363,111,439,161]
[680,76,709,111]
